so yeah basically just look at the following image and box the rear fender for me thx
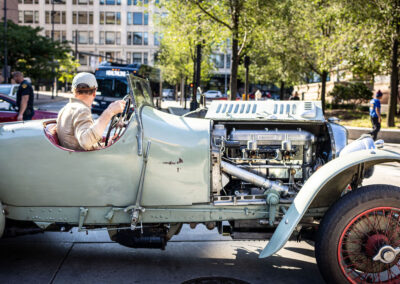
[259,149,400,258]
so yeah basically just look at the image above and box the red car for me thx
[0,93,58,123]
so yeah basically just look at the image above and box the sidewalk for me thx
[33,91,72,107]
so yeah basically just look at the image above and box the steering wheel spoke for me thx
[104,95,132,147]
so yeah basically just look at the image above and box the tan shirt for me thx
[56,98,103,151]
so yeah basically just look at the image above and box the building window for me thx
[20,11,39,24]
[127,12,132,25]
[72,31,94,44]
[73,0,93,4]
[226,54,231,69]
[143,52,148,64]
[100,51,121,62]
[19,0,39,4]
[45,30,67,42]
[100,12,121,25]
[127,32,147,45]
[211,54,225,69]
[45,0,65,4]
[132,52,142,64]
[133,12,142,25]
[127,0,148,5]
[100,31,121,45]
[19,11,39,24]
[45,11,66,24]
[100,0,121,5]
[154,32,160,46]
[128,12,147,25]
[133,32,142,45]
[79,53,88,65]
[73,12,93,25]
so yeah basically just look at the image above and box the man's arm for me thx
[74,100,125,150]
[17,95,29,121]
[376,105,381,123]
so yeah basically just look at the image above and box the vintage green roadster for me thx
[0,75,399,283]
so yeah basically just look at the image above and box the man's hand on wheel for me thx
[107,100,126,116]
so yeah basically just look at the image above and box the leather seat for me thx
[43,120,74,151]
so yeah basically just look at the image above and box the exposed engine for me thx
[211,123,328,205]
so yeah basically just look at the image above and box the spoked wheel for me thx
[339,207,400,283]
[316,185,400,284]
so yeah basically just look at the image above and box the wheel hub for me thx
[373,245,400,264]
[365,234,389,257]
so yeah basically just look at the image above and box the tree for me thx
[335,0,400,127]
[247,0,307,99]
[57,53,80,84]
[0,21,72,87]
[157,1,219,97]
[187,0,260,100]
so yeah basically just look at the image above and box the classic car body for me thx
[0,75,399,283]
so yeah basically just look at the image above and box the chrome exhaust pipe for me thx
[221,161,288,194]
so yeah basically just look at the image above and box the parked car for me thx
[0,75,399,284]
[162,88,174,100]
[0,93,57,123]
[0,84,19,97]
[203,90,222,99]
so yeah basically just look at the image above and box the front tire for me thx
[315,185,400,284]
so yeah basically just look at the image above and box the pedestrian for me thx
[255,89,262,101]
[368,90,383,141]
[57,72,126,151]
[13,71,35,121]
[289,91,300,101]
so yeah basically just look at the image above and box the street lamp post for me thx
[3,0,8,83]
[51,0,62,99]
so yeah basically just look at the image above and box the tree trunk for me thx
[321,70,328,112]
[229,0,240,101]
[388,29,399,127]
[230,38,238,101]
[280,81,285,100]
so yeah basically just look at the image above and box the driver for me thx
[57,72,126,151]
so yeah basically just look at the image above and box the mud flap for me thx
[259,149,400,258]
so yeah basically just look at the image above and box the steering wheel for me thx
[104,95,132,146]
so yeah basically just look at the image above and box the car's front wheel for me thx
[315,184,400,284]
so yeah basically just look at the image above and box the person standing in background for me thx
[289,91,300,100]
[13,71,35,121]
[369,90,383,141]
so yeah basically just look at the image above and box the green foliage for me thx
[57,54,80,84]
[0,21,72,86]
[155,1,218,87]
[330,82,373,105]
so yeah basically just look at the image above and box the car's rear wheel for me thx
[315,184,400,284]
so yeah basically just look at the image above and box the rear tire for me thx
[315,184,400,284]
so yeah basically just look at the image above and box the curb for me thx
[345,126,400,143]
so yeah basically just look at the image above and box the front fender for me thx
[259,149,400,258]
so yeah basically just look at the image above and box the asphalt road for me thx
[1,98,398,284]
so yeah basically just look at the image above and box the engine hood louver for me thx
[205,100,324,122]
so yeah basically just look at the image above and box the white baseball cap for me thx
[72,72,98,89]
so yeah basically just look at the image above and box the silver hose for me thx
[220,161,288,194]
